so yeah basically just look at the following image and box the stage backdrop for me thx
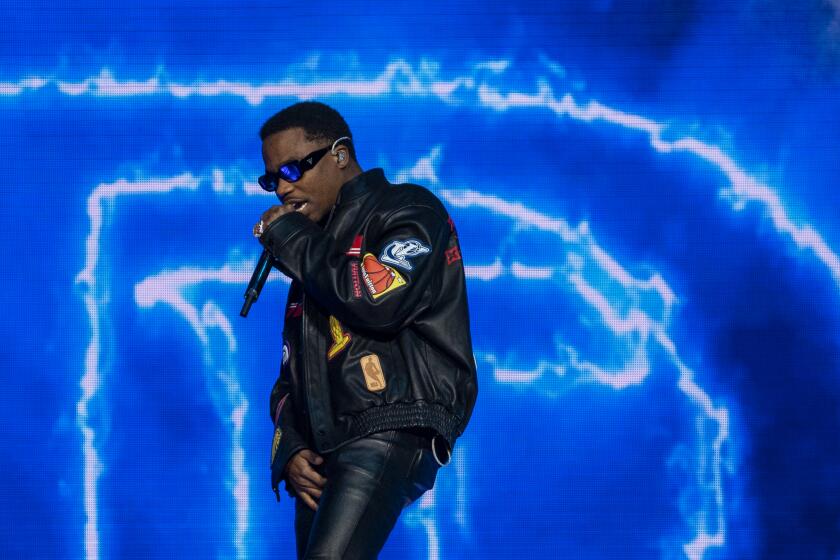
[3,1,840,559]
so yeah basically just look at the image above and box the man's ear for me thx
[335,148,349,168]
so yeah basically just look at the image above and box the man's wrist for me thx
[260,211,315,253]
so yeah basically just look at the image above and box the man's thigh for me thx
[294,429,439,560]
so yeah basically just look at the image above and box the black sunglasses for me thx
[258,136,351,192]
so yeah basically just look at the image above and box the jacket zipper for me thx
[301,203,339,447]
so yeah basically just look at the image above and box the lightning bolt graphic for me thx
[76,172,275,560]
[55,58,840,559]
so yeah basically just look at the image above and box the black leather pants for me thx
[293,429,442,559]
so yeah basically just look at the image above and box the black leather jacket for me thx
[261,168,478,493]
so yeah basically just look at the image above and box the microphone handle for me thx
[241,249,273,317]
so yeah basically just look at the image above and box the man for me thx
[252,101,478,559]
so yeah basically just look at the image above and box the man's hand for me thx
[253,204,295,239]
[284,449,327,511]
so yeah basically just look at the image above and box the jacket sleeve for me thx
[269,373,309,497]
[259,204,450,333]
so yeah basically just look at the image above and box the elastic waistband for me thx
[363,427,435,450]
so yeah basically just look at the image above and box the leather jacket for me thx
[261,168,478,495]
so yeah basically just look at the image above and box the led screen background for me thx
[2,1,840,559]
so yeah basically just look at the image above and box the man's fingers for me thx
[299,464,327,488]
[301,485,323,499]
[260,204,291,226]
[299,449,324,465]
[299,490,319,511]
[291,480,323,498]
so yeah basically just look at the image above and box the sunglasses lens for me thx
[258,175,277,192]
[279,163,302,183]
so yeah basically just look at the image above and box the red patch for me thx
[447,217,457,233]
[346,234,364,256]
[350,261,363,299]
[273,394,288,425]
[445,245,462,265]
[285,302,302,319]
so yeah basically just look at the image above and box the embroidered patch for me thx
[360,253,407,299]
[273,393,289,425]
[327,315,351,360]
[270,424,283,465]
[447,216,457,233]
[445,245,462,265]
[350,261,363,299]
[282,340,290,366]
[360,354,387,392]
[379,238,431,271]
[346,234,364,256]
[285,302,302,319]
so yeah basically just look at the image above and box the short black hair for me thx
[259,101,356,161]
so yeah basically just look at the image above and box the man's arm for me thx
[260,203,450,333]
[268,376,309,497]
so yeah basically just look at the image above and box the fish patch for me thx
[379,238,431,271]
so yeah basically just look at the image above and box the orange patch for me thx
[360,354,387,392]
[360,253,407,299]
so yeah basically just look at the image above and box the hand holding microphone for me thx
[241,202,300,318]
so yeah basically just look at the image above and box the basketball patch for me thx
[360,253,407,300]
[360,354,387,392]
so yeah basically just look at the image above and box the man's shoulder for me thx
[376,180,449,223]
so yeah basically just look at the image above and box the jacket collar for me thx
[335,168,387,206]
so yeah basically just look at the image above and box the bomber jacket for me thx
[261,168,478,496]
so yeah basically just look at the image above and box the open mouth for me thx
[287,200,308,212]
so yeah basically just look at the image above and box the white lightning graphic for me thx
[12,61,832,291]
[55,58,840,560]
[438,186,727,558]
[134,263,289,560]
[75,174,200,560]
[75,171,275,560]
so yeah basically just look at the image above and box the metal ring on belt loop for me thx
[431,434,452,466]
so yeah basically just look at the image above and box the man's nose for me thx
[275,180,294,201]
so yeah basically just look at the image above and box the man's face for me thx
[261,127,343,223]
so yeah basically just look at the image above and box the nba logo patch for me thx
[360,354,386,392]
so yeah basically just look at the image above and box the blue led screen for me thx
[3,2,840,559]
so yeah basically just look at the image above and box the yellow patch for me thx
[360,253,407,300]
[360,354,387,392]
[327,315,351,360]
[270,425,283,464]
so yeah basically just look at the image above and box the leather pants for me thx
[293,428,443,559]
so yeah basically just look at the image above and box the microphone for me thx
[240,249,273,317]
